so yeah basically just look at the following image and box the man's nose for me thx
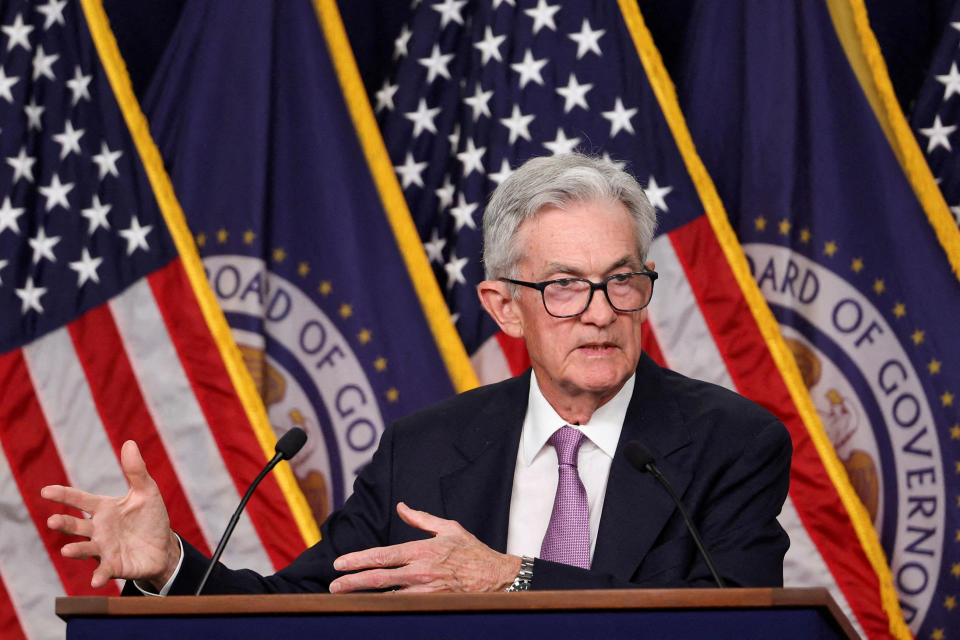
[579,288,617,326]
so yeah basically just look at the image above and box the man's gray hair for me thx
[482,153,658,280]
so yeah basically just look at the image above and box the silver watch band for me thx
[505,556,535,592]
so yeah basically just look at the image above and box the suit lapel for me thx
[591,354,693,581]
[439,371,529,552]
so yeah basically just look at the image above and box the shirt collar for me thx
[520,371,636,465]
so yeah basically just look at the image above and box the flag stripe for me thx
[667,215,887,637]
[22,328,128,500]
[107,274,273,574]
[146,262,301,569]
[0,350,121,598]
[0,451,59,640]
[67,303,212,556]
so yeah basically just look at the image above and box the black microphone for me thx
[195,427,307,595]
[623,439,726,588]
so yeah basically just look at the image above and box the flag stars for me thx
[298,262,310,277]
[272,247,286,262]
[754,216,767,231]
[395,152,428,189]
[499,104,535,144]
[0,67,19,102]
[52,120,84,159]
[0,260,6,285]
[543,127,581,155]
[38,173,74,211]
[339,303,353,319]
[568,18,605,59]
[32,44,59,81]
[393,25,412,60]
[851,257,864,273]
[464,83,494,121]
[28,226,60,264]
[489,158,514,185]
[644,176,673,212]
[942,391,955,407]
[524,0,560,34]
[445,251,469,288]
[69,248,103,287]
[2,14,33,52]
[435,176,455,210]
[449,193,478,231]
[474,26,505,65]
[824,241,838,257]
[80,195,111,234]
[66,66,92,105]
[119,216,153,255]
[357,329,372,345]
[432,0,467,29]
[778,219,791,235]
[374,356,387,372]
[6,147,36,184]
[929,359,942,375]
[405,98,441,138]
[374,79,398,113]
[35,0,67,30]
[457,139,486,177]
[919,115,957,153]
[556,73,592,113]
[912,329,925,345]
[15,277,46,314]
[601,98,638,137]
[893,302,906,318]
[318,281,332,296]
[799,228,812,243]
[24,98,44,130]
[423,228,447,263]
[937,62,960,100]
[418,44,454,84]
[92,141,123,180]
[511,50,548,88]
[873,279,885,294]
[0,196,25,235]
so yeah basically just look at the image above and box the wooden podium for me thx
[57,587,858,639]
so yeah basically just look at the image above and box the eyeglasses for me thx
[500,270,658,318]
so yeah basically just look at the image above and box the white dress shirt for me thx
[506,372,635,561]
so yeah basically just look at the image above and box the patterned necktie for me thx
[539,426,591,569]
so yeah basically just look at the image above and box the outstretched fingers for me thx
[46,513,94,539]
[40,484,102,515]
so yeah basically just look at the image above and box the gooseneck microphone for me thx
[195,427,307,595]
[623,440,726,588]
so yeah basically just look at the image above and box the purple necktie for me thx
[539,426,591,569]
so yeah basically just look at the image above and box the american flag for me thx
[377,0,899,637]
[0,1,308,638]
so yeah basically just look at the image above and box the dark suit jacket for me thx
[160,353,791,594]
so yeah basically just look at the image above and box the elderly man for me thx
[42,153,791,594]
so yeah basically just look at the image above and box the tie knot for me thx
[550,426,585,466]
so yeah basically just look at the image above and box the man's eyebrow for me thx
[542,256,639,278]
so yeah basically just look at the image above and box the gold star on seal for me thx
[929,359,942,375]
[942,390,955,407]
[386,388,399,403]
[851,257,864,273]
[799,228,811,243]
[318,281,332,296]
[374,356,387,372]
[243,229,256,244]
[893,302,906,318]
[951,424,960,439]
[946,595,957,611]
[217,228,228,244]
[952,562,960,577]
[931,628,945,640]
[357,329,372,345]
[873,279,885,294]
[196,232,207,247]
[298,261,310,277]
[778,219,791,235]
[339,303,353,319]
[754,216,767,231]
[272,247,286,262]
[824,241,837,257]
[912,329,925,345]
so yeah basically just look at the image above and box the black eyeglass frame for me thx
[500,270,659,318]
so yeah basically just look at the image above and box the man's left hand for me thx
[329,502,521,593]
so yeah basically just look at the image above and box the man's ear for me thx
[477,280,524,338]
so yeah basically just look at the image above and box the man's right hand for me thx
[41,440,180,591]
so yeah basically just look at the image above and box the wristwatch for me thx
[505,556,535,591]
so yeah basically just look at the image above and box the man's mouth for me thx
[578,342,618,352]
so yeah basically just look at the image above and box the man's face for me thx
[510,200,648,405]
